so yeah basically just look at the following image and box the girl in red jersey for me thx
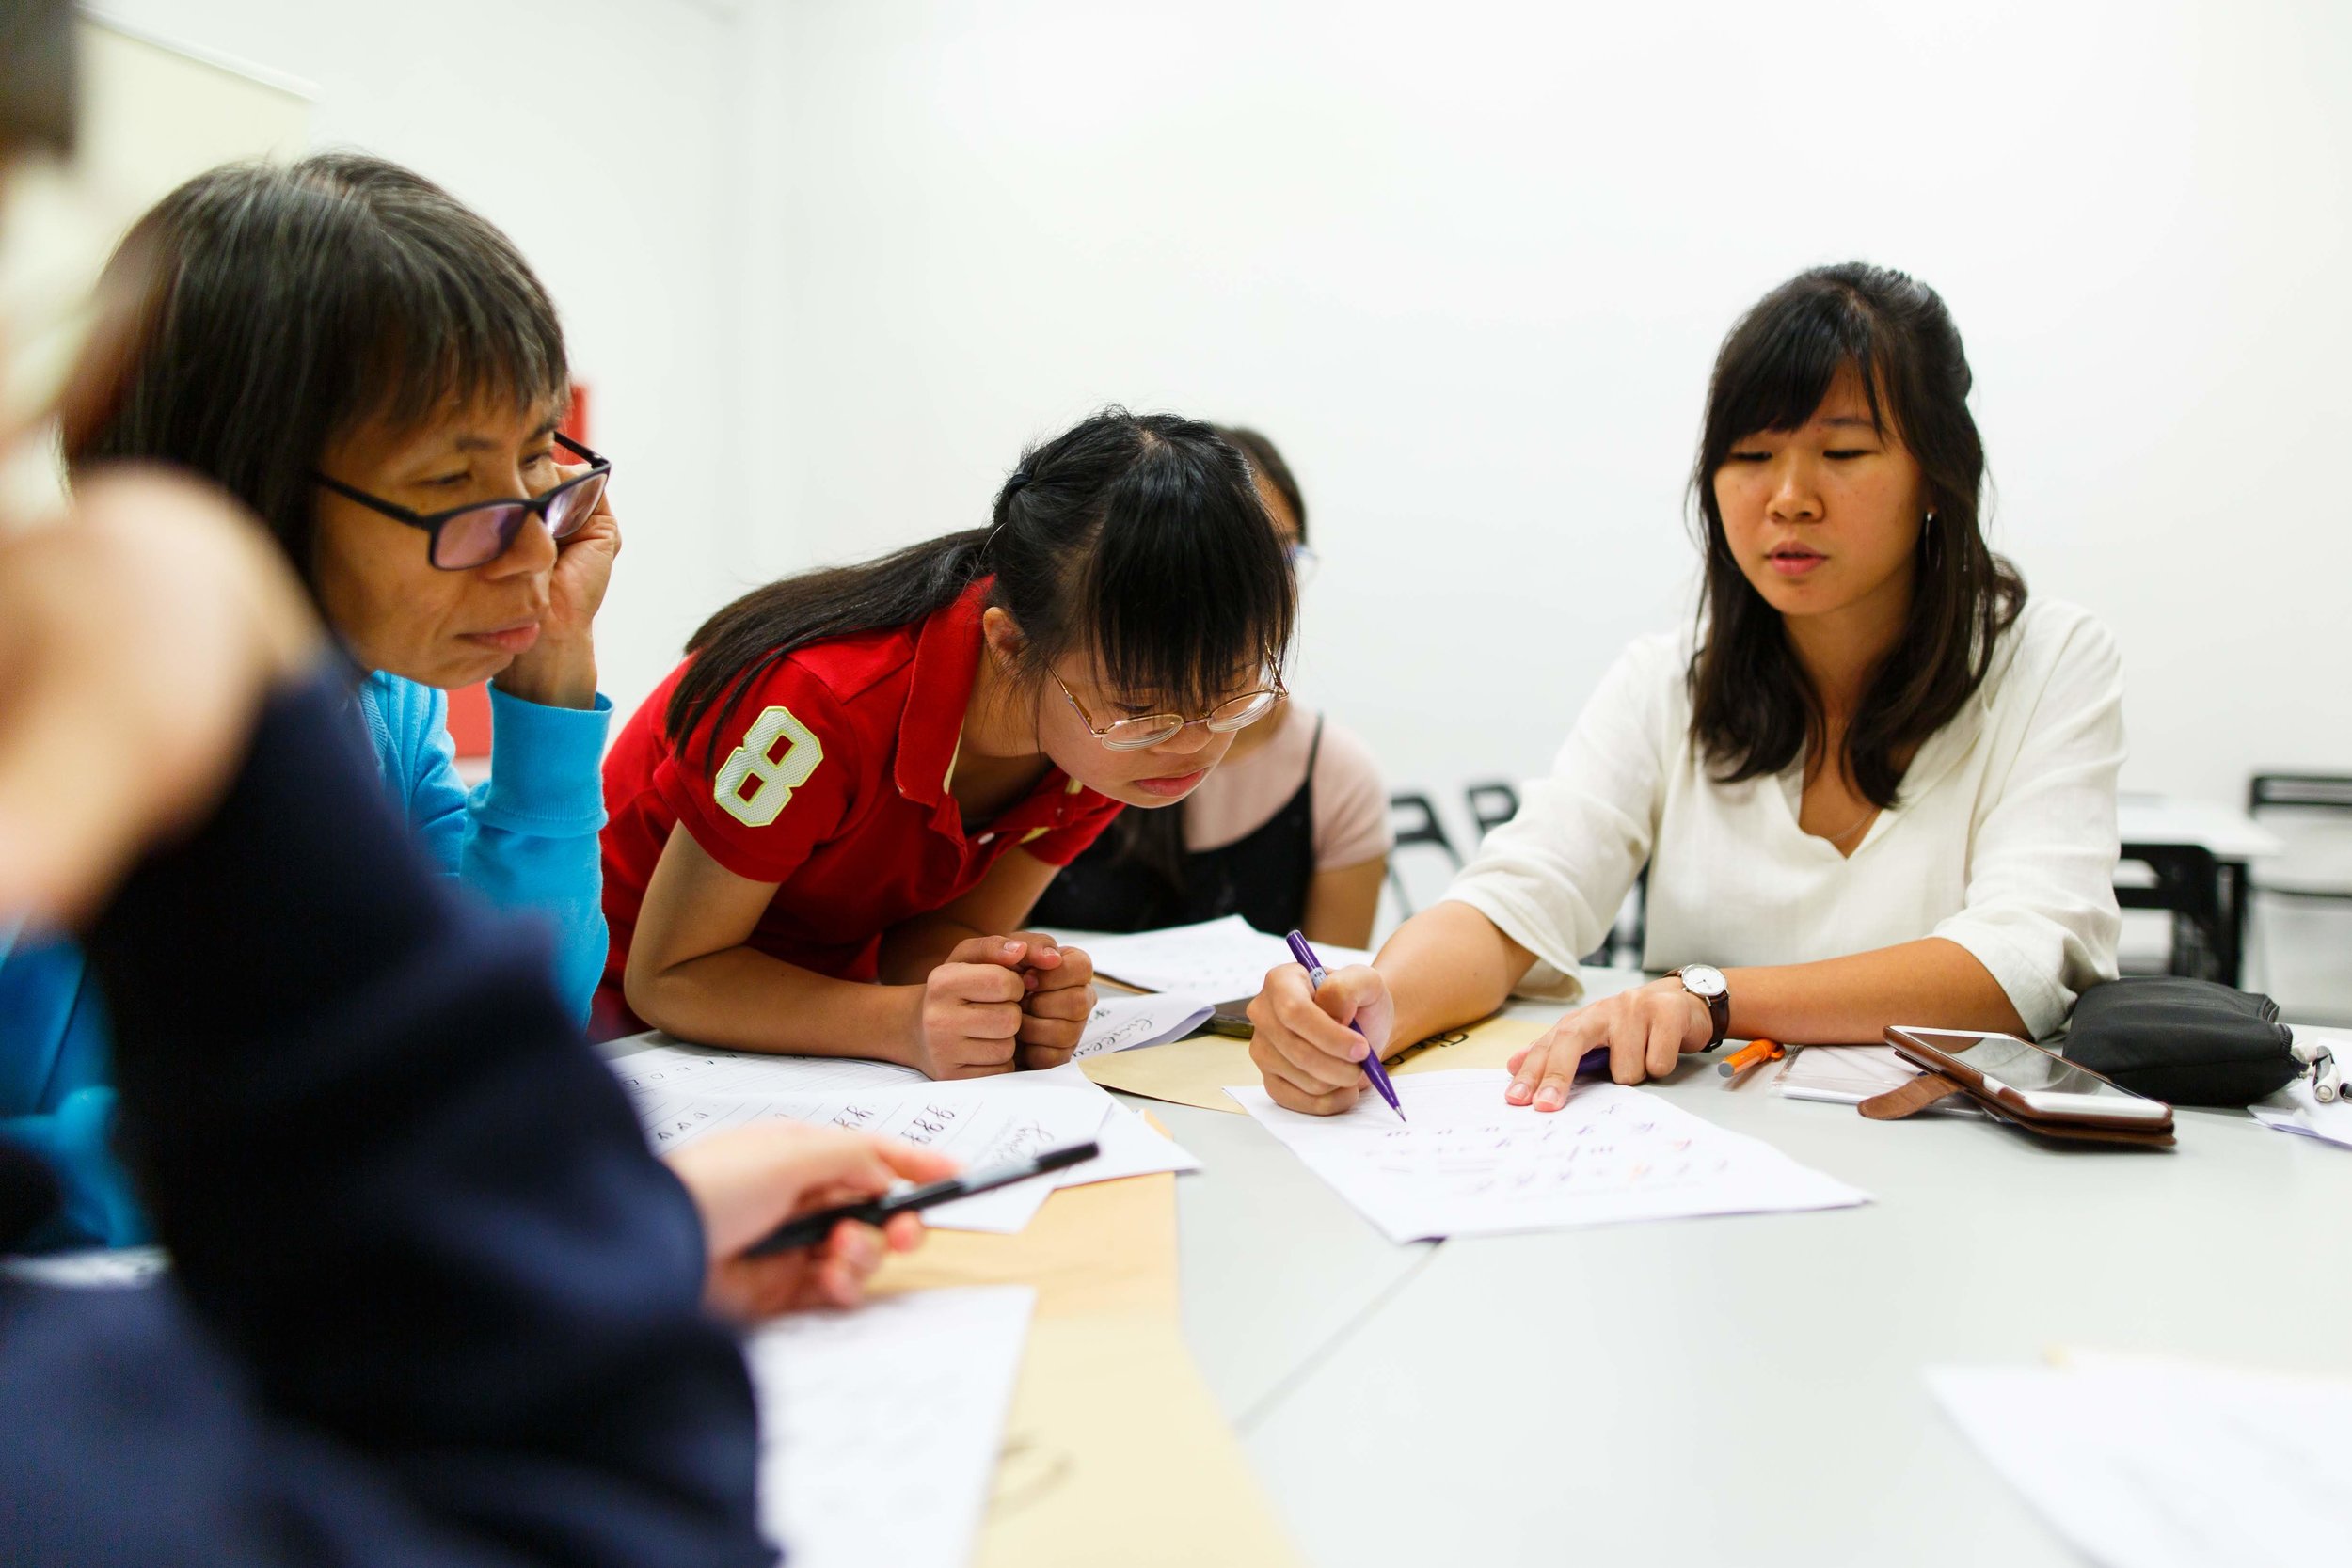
[600,410,1297,1075]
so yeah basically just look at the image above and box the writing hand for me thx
[667,1121,957,1321]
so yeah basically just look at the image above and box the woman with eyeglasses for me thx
[0,153,618,1253]
[1248,263,2125,1117]
[1027,426,1392,949]
[66,153,618,1021]
[598,409,1296,1075]
[8,146,957,1324]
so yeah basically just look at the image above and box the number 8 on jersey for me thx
[714,705,825,828]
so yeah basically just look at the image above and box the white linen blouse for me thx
[1447,598,2125,1037]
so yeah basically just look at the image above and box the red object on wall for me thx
[446,681,494,756]
[560,383,591,447]
[445,382,591,759]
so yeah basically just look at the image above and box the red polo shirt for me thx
[597,579,1123,1017]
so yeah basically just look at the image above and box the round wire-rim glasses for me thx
[1053,664,1288,751]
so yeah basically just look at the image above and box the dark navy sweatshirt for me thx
[0,669,773,1567]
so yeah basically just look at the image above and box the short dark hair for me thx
[65,152,567,581]
[1216,425,1307,545]
[0,0,75,157]
[670,408,1296,772]
[1687,261,2025,809]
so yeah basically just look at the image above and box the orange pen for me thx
[1717,1038,1786,1079]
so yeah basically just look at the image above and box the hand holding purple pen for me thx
[1284,929,1406,1122]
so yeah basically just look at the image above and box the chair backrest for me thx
[2244,771,2352,1020]
[1385,791,1463,918]
[2114,843,2222,920]
[1389,791,1460,863]
[2113,842,2231,981]
[2250,774,2352,814]
[2247,772,2352,897]
[1464,780,1521,842]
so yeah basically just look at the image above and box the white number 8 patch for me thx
[713,705,825,828]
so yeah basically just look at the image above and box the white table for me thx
[1131,970,2352,1567]
[2116,795,2282,863]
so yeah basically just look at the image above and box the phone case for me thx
[1866,1030,2176,1148]
[1205,998,1255,1038]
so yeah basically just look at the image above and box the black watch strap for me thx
[1702,989,1728,1049]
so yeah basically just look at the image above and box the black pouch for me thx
[2063,977,2298,1107]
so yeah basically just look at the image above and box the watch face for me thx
[1680,964,1727,998]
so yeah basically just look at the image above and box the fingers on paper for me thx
[1508,1016,1586,1109]
[1248,1029,1363,1112]
[1260,1065,1362,1117]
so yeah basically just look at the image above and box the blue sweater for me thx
[0,673,611,1250]
[355,671,612,1018]
[0,668,769,1568]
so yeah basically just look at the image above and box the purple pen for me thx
[1284,929,1405,1121]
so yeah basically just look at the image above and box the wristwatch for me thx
[1671,965,1730,1050]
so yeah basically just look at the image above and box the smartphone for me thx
[1884,1025,2171,1126]
[1204,996,1255,1038]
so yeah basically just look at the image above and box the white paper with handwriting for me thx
[629,1078,1104,1232]
[1075,914,1368,1000]
[1073,990,1216,1058]
[612,1040,1197,1231]
[1227,1069,1868,1243]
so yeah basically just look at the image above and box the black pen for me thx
[743,1139,1101,1258]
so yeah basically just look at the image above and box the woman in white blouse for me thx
[1248,261,2124,1115]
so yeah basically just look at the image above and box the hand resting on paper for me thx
[911,932,1097,1077]
[667,1122,957,1321]
[1004,930,1096,1071]
[1505,977,1712,1109]
[1246,960,1397,1117]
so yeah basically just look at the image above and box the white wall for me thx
[85,0,755,724]
[747,0,2352,847]
[81,0,2352,835]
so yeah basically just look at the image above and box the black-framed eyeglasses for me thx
[313,432,612,571]
[1053,663,1288,751]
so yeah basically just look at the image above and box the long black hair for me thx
[1688,262,2025,809]
[668,409,1296,769]
[65,153,568,579]
[1083,423,1309,894]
